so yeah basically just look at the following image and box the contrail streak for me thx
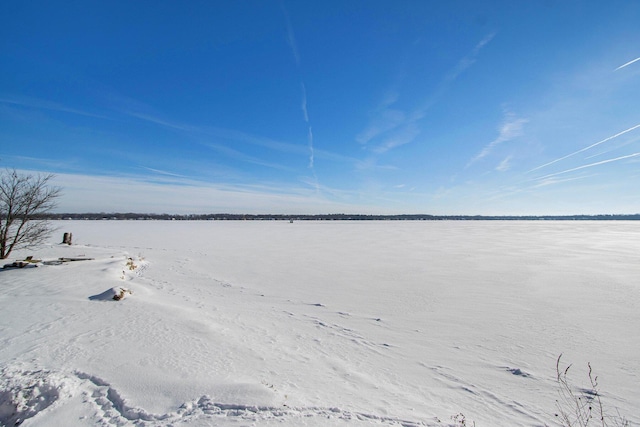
[281,1,319,192]
[527,123,640,173]
[307,127,314,168]
[301,82,316,177]
[536,152,640,180]
[301,83,309,123]
[280,1,300,67]
[615,56,640,71]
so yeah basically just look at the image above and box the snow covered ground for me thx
[1,220,639,426]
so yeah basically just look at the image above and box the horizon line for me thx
[42,212,640,220]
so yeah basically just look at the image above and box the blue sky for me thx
[1,1,639,215]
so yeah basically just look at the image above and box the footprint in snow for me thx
[505,367,532,378]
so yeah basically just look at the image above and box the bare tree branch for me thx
[0,169,62,259]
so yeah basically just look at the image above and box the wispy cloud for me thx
[614,56,640,71]
[445,32,496,84]
[0,154,77,171]
[301,82,309,123]
[528,123,640,173]
[404,32,497,128]
[0,96,109,120]
[356,109,406,145]
[116,103,357,168]
[357,32,496,153]
[202,141,296,171]
[307,127,315,169]
[140,167,192,179]
[299,85,318,194]
[118,105,290,153]
[355,157,397,172]
[45,170,357,214]
[301,83,315,170]
[530,174,592,189]
[202,126,306,155]
[496,155,512,172]
[121,110,297,171]
[124,110,196,132]
[372,123,420,154]
[468,112,527,167]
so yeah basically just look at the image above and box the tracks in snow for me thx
[0,363,431,427]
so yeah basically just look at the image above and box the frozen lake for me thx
[1,220,639,426]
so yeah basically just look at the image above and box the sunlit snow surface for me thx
[1,221,639,426]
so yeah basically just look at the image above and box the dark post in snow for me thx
[62,232,72,245]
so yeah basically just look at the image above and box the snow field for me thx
[1,220,639,426]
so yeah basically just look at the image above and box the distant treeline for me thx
[41,213,640,221]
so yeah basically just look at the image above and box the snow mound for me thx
[88,287,133,301]
[0,364,75,426]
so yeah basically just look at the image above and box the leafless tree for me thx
[0,169,62,259]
